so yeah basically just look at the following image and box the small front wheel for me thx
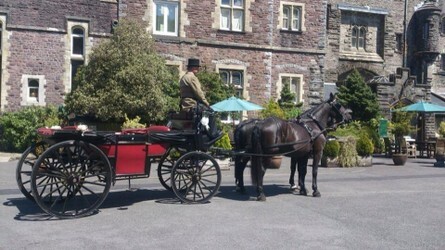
[171,151,221,204]
[31,140,112,218]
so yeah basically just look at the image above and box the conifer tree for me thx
[337,69,380,122]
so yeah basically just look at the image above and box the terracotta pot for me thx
[392,154,407,166]
[266,156,282,169]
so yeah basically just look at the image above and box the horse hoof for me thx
[299,189,307,196]
[257,194,267,201]
[290,185,299,191]
[313,191,321,197]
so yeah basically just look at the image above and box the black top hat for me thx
[187,58,201,68]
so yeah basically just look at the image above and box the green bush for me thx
[0,106,61,152]
[439,121,445,138]
[338,137,359,168]
[121,114,146,129]
[214,132,232,150]
[356,134,374,156]
[260,99,285,119]
[323,140,340,158]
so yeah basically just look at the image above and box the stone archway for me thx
[337,68,379,93]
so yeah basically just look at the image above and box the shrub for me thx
[0,106,61,152]
[260,99,285,119]
[439,121,445,138]
[338,136,359,167]
[214,132,232,150]
[356,134,374,157]
[323,140,340,158]
[121,114,146,129]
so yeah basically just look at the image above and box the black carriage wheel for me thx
[171,151,221,204]
[31,140,112,218]
[16,142,49,201]
[157,147,184,191]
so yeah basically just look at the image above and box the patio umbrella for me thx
[392,101,445,143]
[211,96,263,127]
[393,101,445,113]
[211,96,264,112]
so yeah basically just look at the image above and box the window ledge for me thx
[217,29,246,34]
[339,52,384,63]
[280,29,303,34]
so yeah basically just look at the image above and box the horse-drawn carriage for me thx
[16,108,224,218]
[15,94,352,218]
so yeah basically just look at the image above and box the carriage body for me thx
[17,109,223,218]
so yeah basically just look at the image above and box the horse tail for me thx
[251,124,262,186]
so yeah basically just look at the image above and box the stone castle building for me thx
[0,0,444,137]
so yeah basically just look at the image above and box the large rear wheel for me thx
[16,142,49,201]
[171,151,221,203]
[31,140,112,218]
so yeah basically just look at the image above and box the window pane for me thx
[221,8,231,29]
[358,28,365,49]
[292,7,300,30]
[232,71,242,86]
[156,5,163,31]
[351,27,357,48]
[167,4,176,33]
[221,0,230,6]
[28,79,39,100]
[233,10,243,31]
[283,7,290,29]
[71,59,84,91]
[72,37,84,55]
[73,28,83,35]
[220,71,229,84]
[234,0,243,7]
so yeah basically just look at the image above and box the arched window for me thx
[71,27,85,91]
[28,79,39,102]
[351,25,366,50]
[72,27,84,56]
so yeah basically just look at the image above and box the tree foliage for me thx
[196,70,235,105]
[260,99,285,119]
[65,19,178,124]
[0,106,61,152]
[278,82,302,119]
[337,69,380,122]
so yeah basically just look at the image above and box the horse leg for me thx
[312,153,321,197]
[297,157,308,196]
[256,167,266,201]
[251,156,267,201]
[289,157,298,190]
[235,156,248,194]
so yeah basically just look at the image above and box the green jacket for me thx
[179,71,209,111]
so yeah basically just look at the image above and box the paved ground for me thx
[1,154,445,249]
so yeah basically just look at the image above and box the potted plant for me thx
[356,133,374,167]
[321,139,340,168]
[390,109,413,165]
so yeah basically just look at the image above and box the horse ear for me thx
[328,92,336,103]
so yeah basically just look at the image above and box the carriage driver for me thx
[179,58,210,112]
[179,58,221,139]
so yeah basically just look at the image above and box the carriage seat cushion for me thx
[168,110,195,130]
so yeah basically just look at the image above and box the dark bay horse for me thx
[234,93,351,201]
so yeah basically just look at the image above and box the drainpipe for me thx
[403,0,408,67]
